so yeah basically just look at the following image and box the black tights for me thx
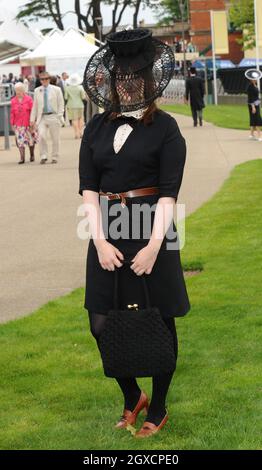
[88,311,178,426]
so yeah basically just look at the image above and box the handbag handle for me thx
[113,259,151,309]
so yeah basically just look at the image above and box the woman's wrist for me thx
[147,238,162,254]
[94,238,107,250]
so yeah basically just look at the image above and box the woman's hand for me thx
[130,244,160,276]
[252,105,256,114]
[95,240,124,271]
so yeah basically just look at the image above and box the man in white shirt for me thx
[30,71,64,164]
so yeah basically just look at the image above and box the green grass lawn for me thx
[161,104,250,130]
[0,160,261,450]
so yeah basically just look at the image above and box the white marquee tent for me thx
[20,28,99,76]
[19,29,62,66]
[0,7,41,61]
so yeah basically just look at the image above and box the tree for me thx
[16,0,64,29]
[16,0,101,35]
[16,0,159,38]
[150,0,189,26]
[131,0,159,28]
[229,0,255,50]
[75,0,131,35]
[104,0,130,32]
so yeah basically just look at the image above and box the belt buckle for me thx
[108,191,120,201]
[115,192,126,208]
[118,193,127,208]
[104,191,126,207]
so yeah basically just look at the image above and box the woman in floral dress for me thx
[10,82,38,164]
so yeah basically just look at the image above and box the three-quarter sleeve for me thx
[158,117,186,201]
[78,119,100,195]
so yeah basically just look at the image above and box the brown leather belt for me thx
[99,186,159,207]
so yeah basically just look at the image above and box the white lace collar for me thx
[113,107,148,155]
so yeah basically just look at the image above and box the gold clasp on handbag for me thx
[127,303,139,310]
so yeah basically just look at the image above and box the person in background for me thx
[59,72,69,96]
[174,36,181,53]
[64,73,86,138]
[27,75,36,93]
[23,76,29,93]
[7,73,15,84]
[50,75,58,85]
[30,71,64,164]
[10,82,38,164]
[179,39,185,52]
[84,97,98,124]
[58,71,69,123]
[187,41,195,52]
[185,66,205,127]
[35,74,41,88]
[246,72,262,141]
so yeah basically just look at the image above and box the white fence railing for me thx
[161,77,186,104]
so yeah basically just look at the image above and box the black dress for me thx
[247,83,262,126]
[79,109,191,318]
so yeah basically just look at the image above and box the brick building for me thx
[189,0,243,64]
[105,1,244,65]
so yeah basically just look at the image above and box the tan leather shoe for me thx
[134,413,169,438]
[115,391,149,429]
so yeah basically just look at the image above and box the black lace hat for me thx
[83,28,175,112]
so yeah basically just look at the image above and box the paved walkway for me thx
[0,115,261,323]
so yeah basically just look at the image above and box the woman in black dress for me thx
[246,69,262,140]
[79,29,190,438]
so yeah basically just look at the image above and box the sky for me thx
[1,0,157,31]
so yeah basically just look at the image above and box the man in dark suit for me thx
[185,67,205,127]
[57,72,69,125]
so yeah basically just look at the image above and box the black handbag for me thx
[99,259,177,378]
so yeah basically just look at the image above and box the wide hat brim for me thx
[245,68,262,80]
[82,28,175,112]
